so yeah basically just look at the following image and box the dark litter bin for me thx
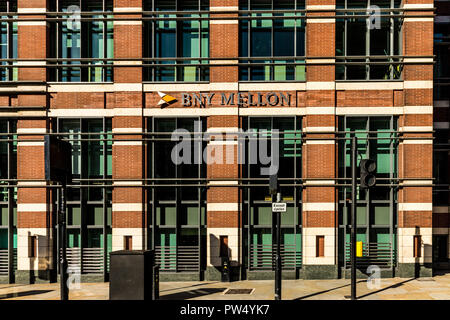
[109,250,154,300]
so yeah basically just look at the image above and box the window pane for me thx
[147,0,209,82]
[251,18,272,57]
[155,18,176,81]
[274,19,294,56]
[239,2,305,81]
[0,2,17,81]
[61,0,81,81]
[0,21,7,81]
[60,119,81,177]
[347,19,366,55]
[87,229,102,248]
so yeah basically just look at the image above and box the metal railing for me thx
[0,249,16,276]
[62,247,107,274]
[345,242,396,269]
[82,248,106,274]
[249,244,301,270]
[155,245,200,272]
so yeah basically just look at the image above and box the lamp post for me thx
[351,136,357,300]
[348,136,377,300]
[59,178,69,300]
[274,192,281,301]
[44,135,72,300]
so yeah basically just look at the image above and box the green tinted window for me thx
[240,1,306,81]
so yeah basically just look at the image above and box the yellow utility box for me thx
[356,241,363,257]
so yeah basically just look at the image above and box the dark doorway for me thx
[433,235,449,271]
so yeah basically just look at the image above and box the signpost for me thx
[44,135,72,301]
[269,174,282,300]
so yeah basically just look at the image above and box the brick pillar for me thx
[16,0,52,284]
[111,0,145,251]
[205,0,241,280]
[397,0,434,277]
[302,0,337,279]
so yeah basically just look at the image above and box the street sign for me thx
[272,202,287,213]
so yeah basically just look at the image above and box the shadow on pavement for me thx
[294,280,366,300]
[0,290,54,300]
[356,278,415,299]
[295,278,416,300]
[160,288,227,300]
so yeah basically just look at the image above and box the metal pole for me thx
[59,181,69,300]
[275,192,282,300]
[351,136,357,300]
[272,193,276,297]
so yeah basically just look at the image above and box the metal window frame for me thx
[240,0,306,82]
[56,117,112,279]
[339,0,402,80]
[338,115,398,271]
[0,118,17,283]
[0,0,16,82]
[143,0,209,82]
[146,116,207,276]
[243,115,303,271]
[54,0,113,82]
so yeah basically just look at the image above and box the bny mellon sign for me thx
[181,92,292,107]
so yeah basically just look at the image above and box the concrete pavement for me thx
[1,274,450,300]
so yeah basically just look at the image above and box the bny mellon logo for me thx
[158,92,177,107]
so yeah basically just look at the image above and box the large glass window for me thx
[336,0,402,80]
[433,150,449,206]
[143,0,209,82]
[49,0,113,82]
[433,18,450,209]
[434,22,450,100]
[338,116,398,270]
[57,118,112,275]
[0,119,17,277]
[0,0,17,81]
[239,0,305,81]
[242,117,302,271]
[147,117,207,273]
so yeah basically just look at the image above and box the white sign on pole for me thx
[272,202,287,213]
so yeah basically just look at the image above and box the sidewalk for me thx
[1,274,450,300]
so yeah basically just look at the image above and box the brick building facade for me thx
[0,0,448,284]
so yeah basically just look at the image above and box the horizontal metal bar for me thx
[0,177,432,182]
[0,7,434,16]
[0,129,417,135]
[0,62,430,69]
[0,13,434,22]
[0,55,433,62]
[0,133,428,138]
[0,137,431,144]
[0,183,435,188]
